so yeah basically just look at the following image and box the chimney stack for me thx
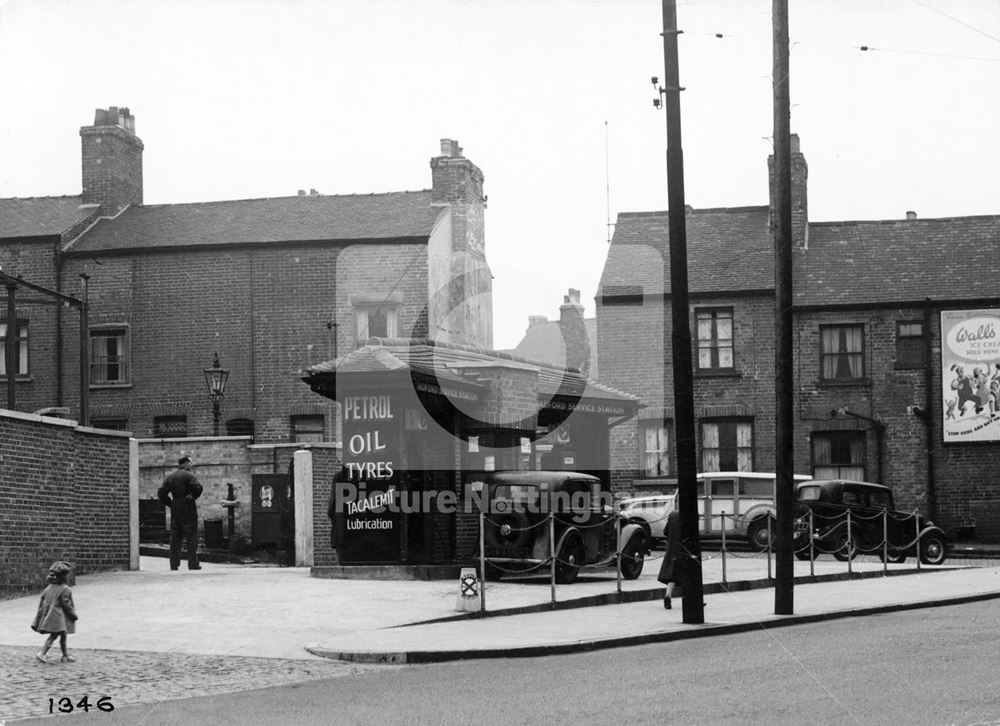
[80,106,144,216]
[906,211,917,220]
[768,133,809,249]
[558,288,590,374]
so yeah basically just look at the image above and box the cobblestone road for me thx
[0,645,380,723]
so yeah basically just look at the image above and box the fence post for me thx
[915,510,922,571]
[847,509,853,575]
[615,513,622,597]
[720,511,727,585]
[809,508,815,577]
[479,510,487,613]
[882,508,888,575]
[766,513,773,581]
[549,512,557,606]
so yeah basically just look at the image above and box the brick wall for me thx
[59,241,428,441]
[0,410,132,596]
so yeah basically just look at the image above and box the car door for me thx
[842,484,881,552]
[701,477,737,535]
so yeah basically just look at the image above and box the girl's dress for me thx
[31,584,77,634]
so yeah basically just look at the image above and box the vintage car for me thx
[695,472,812,551]
[619,491,676,543]
[792,479,948,565]
[481,471,647,584]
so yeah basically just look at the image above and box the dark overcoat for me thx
[158,468,203,523]
[657,509,684,585]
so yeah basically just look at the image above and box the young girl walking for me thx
[31,561,79,663]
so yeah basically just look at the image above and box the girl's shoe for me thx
[35,653,49,663]
[60,655,76,663]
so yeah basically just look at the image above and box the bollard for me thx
[455,567,481,612]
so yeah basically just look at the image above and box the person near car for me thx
[158,455,204,570]
[657,508,682,609]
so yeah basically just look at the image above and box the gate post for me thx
[293,448,314,566]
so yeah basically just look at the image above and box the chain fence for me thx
[470,506,943,613]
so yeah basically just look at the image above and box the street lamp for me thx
[203,352,229,436]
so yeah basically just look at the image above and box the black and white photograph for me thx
[2,1,1000,724]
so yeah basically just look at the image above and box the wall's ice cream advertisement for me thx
[941,310,1000,442]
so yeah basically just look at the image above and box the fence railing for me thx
[472,506,939,614]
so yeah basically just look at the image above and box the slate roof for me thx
[65,190,442,253]
[600,206,1000,306]
[304,338,638,405]
[797,215,1000,306]
[599,206,775,296]
[0,196,97,239]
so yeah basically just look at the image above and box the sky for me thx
[1,0,998,350]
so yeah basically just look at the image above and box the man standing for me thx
[158,456,204,570]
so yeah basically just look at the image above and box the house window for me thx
[153,416,188,438]
[90,326,129,385]
[226,418,255,438]
[812,431,865,480]
[291,414,325,443]
[701,420,753,472]
[696,308,734,371]
[640,420,671,477]
[895,321,925,369]
[90,417,129,431]
[820,324,864,380]
[355,304,399,347]
[0,320,29,377]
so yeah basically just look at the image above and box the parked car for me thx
[792,479,948,565]
[619,492,676,543]
[482,471,647,584]
[695,472,812,551]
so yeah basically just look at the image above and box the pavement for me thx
[3,546,1000,722]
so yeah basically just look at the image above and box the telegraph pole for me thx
[772,0,795,615]
[661,0,704,625]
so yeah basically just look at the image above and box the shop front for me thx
[302,338,640,571]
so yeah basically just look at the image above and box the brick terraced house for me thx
[0,107,493,442]
[598,135,1000,539]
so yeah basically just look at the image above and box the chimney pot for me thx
[298,190,306,196]
[310,188,319,195]
[906,210,917,220]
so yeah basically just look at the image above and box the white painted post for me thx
[293,448,314,567]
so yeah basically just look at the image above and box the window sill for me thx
[817,378,872,387]
[892,364,925,371]
[0,376,33,383]
[694,369,740,378]
[90,382,133,390]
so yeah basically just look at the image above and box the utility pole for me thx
[661,0,704,625]
[772,0,795,615]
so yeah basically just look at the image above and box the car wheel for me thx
[555,536,585,584]
[832,530,858,562]
[919,533,947,566]
[746,516,774,552]
[619,531,646,580]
